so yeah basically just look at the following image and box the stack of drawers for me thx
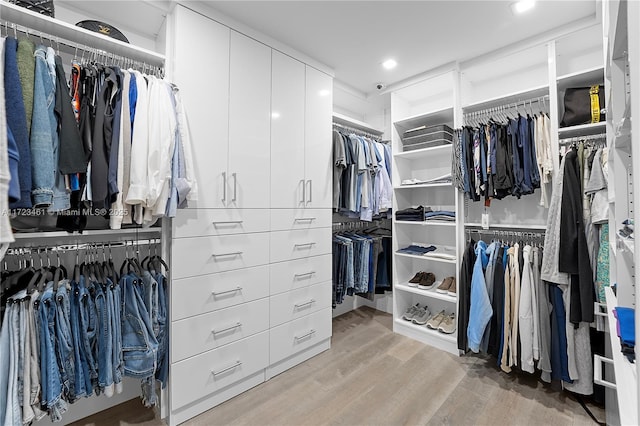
[267,209,333,378]
[169,208,331,422]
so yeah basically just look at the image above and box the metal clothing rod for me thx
[463,95,550,126]
[559,133,607,145]
[333,122,382,141]
[0,20,164,74]
[5,238,160,253]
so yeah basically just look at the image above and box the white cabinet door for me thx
[228,31,271,209]
[270,51,306,209]
[173,6,229,208]
[304,66,333,209]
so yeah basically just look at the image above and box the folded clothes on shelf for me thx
[619,219,634,239]
[397,244,436,256]
[395,205,426,221]
[400,173,452,186]
[614,306,636,362]
[424,210,456,221]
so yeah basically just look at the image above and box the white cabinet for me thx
[172,6,229,209]
[228,31,272,209]
[271,51,306,209]
[270,56,333,209]
[169,6,332,424]
[304,66,333,209]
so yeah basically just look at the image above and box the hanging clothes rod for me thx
[0,19,164,74]
[558,133,607,145]
[5,238,160,252]
[333,122,382,141]
[464,94,550,126]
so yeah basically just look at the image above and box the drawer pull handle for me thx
[294,271,316,279]
[212,322,242,335]
[294,242,316,248]
[294,299,315,309]
[212,251,243,257]
[593,354,616,390]
[294,217,316,222]
[211,360,242,377]
[212,286,242,296]
[212,220,244,225]
[294,329,316,341]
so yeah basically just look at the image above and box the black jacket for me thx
[457,239,476,351]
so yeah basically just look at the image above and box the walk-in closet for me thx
[0,1,638,425]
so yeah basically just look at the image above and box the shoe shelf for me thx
[395,220,456,227]
[393,319,458,355]
[395,282,457,303]
[394,252,457,264]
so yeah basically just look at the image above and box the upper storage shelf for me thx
[557,66,605,90]
[332,112,384,136]
[393,107,454,133]
[0,1,165,65]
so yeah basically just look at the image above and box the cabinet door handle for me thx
[294,242,316,248]
[212,322,242,335]
[211,286,242,296]
[593,355,616,390]
[212,220,244,225]
[300,179,306,205]
[294,271,316,279]
[222,172,227,204]
[211,360,242,376]
[212,252,243,258]
[294,299,315,309]
[294,329,316,341]
[232,173,237,202]
[294,217,316,222]
[307,179,312,203]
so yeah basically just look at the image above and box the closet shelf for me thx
[394,182,452,190]
[393,319,457,344]
[617,234,635,256]
[395,220,456,227]
[393,107,454,132]
[332,112,384,135]
[395,251,457,264]
[556,66,605,90]
[604,287,638,426]
[0,1,165,65]
[462,84,549,113]
[557,121,606,138]
[394,144,452,160]
[395,283,457,303]
[12,227,162,240]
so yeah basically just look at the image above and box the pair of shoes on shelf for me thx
[426,310,456,334]
[436,276,456,296]
[408,271,436,289]
[401,303,431,325]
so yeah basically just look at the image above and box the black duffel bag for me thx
[561,85,606,127]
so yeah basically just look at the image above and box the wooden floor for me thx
[72,307,605,426]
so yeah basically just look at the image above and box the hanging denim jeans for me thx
[77,276,98,394]
[94,282,114,396]
[107,280,124,394]
[70,279,89,400]
[153,271,169,387]
[55,281,76,401]
[39,284,68,421]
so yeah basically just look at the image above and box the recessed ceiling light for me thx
[511,0,535,14]
[271,112,280,119]
[382,59,397,70]
[318,89,330,97]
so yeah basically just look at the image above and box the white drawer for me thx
[172,298,269,362]
[269,308,332,365]
[173,209,270,238]
[269,228,331,263]
[171,331,269,410]
[269,254,332,295]
[172,233,270,279]
[270,281,332,327]
[172,266,269,320]
[270,209,332,231]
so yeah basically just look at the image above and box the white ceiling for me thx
[53,1,599,97]
[206,0,598,95]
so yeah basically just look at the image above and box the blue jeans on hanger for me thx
[55,282,76,401]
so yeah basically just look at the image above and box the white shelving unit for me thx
[391,85,460,355]
[602,0,640,423]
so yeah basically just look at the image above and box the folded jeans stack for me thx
[397,244,436,256]
[395,206,426,221]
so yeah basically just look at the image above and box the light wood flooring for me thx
[71,307,605,426]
